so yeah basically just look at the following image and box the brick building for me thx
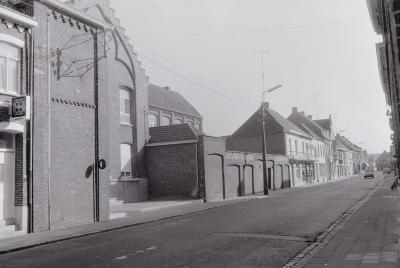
[367,0,400,173]
[146,124,289,201]
[69,0,150,203]
[148,83,202,131]
[226,103,302,188]
[287,108,333,182]
[0,0,110,235]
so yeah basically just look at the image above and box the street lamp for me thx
[261,84,282,195]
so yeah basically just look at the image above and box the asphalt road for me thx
[0,174,385,268]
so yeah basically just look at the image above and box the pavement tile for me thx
[345,253,362,261]
[305,177,399,268]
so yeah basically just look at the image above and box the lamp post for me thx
[261,84,282,195]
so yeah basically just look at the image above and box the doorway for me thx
[0,151,15,222]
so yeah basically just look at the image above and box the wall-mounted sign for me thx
[11,96,30,120]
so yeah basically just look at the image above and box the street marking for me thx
[114,255,128,261]
[146,246,157,251]
[213,232,309,242]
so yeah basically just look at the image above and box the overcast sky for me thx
[110,0,389,154]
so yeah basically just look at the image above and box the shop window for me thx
[120,88,131,124]
[0,133,13,150]
[161,115,171,126]
[0,42,20,94]
[120,144,132,178]
[173,118,183,124]
[148,113,158,127]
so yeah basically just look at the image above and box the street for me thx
[0,174,385,268]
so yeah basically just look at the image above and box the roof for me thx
[313,118,332,132]
[287,112,330,141]
[335,135,358,151]
[230,105,311,139]
[148,124,202,144]
[148,84,202,118]
[268,109,310,136]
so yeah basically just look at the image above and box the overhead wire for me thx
[134,49,257,111]
[132,17,370,37]
[133,40,256,104]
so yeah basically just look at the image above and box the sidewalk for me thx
[0,174,358,255]
[305,176,400,268]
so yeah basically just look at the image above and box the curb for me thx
[283,175,388,268]
[0,174,366,256]
[0,192,275,255]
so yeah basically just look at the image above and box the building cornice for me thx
[0,5,38,28]
[38,0,109,30]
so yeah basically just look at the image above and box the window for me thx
[289,138,292,152]
[161,115,171,126]
[148,113,158,127]
[173,118,183,124]
[185,119,194,127]
[0,42,20,94]
[295,140,298,153]
[120,89,131,124]
[120,144,132,178]
[194,121,201,130]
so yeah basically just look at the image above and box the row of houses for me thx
[0,0,368,237]
[367,0,400,174]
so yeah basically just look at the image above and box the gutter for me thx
[38,0,110,30]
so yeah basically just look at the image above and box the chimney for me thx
[263,102,270,109]
[307,115,312,120]
[300,111,305,116]
[164,86,170,90]
[292,107,298,113]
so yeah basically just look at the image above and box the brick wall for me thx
[146,143,198,198]
[32,2,109,231]
[70,0,150,183]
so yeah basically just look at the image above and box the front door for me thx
[0,152,15,221]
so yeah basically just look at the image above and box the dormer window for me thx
[0,42,20,95]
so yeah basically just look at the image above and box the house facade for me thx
[334,135,354,177]
[226,102,309,188]
[287,107,333,182]
[70,0,150,203]
[367,0,400,172]
[0,0,111,235]
[148,83,202,131]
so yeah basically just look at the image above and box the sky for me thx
[110,0,390,154]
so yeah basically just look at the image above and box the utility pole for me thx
[261,101,269,195]
[259,50,282,195]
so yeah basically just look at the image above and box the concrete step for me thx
[0,219,14,227]
[0,224,16,233]
[109,198,124,205]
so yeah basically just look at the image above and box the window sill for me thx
[120,123,134,127]
[0,91,22,98]
[111,177,141,182]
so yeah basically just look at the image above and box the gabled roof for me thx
[313,118,332,132]
[148,84,202,119]
[335,135,358,151]
[230,105,311,139]
[287,111,329,141]
[148,124,202,145]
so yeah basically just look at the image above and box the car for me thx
[383,168,391,174]
[364,168,375,179]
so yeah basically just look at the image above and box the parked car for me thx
[383,168,391,174]
[364,168,375,179]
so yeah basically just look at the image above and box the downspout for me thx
[46,12,51,230]
[93,29,100,222]
[27,27,34,233]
